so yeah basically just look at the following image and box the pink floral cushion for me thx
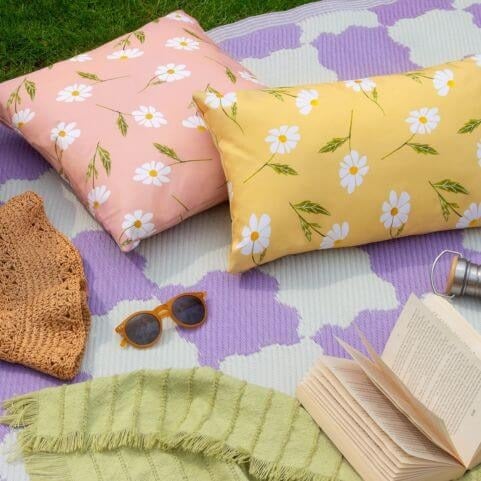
[0,11,261,250]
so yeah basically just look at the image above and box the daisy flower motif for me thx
[182,115,207,131]
[239,70,261,84]
[339,150,369,194]
[122,210,155,241]
[204,91,237,109]
[456,203,481,229]
[155,63,191,82]
[69,53,92,62]
[107,48,144,60]
[56,83,93,103]
[12,108,35,130]
[88,185,111,213]
[131,106,167,128]
[380,191,411,230]
[236,214,271,256]
[166,12,195,23]
[345,78,376,92]
[50,122,81,150]
[165,37,200,51]
[406,107,440,134]
[265,125,300,154]
[296,89,319,115]
[320,222,350,249]
[133,161,171,186]
[433,69,454,96]
[472,54,481,66]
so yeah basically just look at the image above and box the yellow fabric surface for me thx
[194,57,481,273]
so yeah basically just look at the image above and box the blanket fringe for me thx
[2,397,331,481]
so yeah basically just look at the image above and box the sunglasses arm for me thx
[153,304,169,317]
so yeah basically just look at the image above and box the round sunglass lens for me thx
[125,313,161,346]
[172,295,205,326]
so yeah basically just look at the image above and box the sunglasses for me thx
[115,292,207,348]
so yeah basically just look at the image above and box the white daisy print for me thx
[345,78,376,92]
[121,210,155,241]
[131,106,167,128]
[321,222,350,249]
[56,83,93,103]
[296,89,319,115]
[339,150,369,194]
[380,191,411,235]
[204,91,237,109]
[433,69,454,96]
[239,70,260,84]
[265,125,300,154]
[50,122,81,150]
[166,12,194,23]
[12,108,35,130]
[88,185,111,213]
[155,63,191,82]
[406,107,440,134]
[457,203,481,229]
[477,142,481,167]
[133,161,171,186]
[165,37,200,51]
[182,115,207,131]
[236,214,271,256]
[69,53,92,62]
[472,54,481,66]
[107,48,144,60]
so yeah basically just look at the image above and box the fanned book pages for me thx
[297,294,481,481]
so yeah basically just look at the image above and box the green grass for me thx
[0,0,310,82]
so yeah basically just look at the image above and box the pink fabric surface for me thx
[0,11,260,250]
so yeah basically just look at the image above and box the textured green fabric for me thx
[1,368,361,481]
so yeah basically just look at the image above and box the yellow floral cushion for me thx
[194,57,481,273]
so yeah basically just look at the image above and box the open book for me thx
[297,294,481,481]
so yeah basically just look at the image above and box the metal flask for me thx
[431,250,481,299]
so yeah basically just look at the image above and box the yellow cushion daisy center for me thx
[391,207,399,216]
[17,122,24,128]
[133,220,142,229]
[250,231,260,241]
[93,201,100,209]
[447,80,455,87]
[167,69,175,74]
[120,55,128,60]
[349,166,358,175]
[419,116,428,124]
[278,135,287,143]
[58,131,66,137]
[145,113,154,120]
[149,170,158,177]
[469,219,479,227]
[72,91,80,96]
[310,99,318,106]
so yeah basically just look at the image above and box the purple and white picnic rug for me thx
[1,1,481,478]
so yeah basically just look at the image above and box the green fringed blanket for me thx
[1,368,361,481]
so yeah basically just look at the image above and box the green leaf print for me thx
[268,163,298,176]
[97,145,111,175]
[431,179,469,194]
[261,87,297,101]
[289,201,330,242]
[133,30,145,43]
[406,143,438,155]
[116,112,128,137]
[153,143,210,164]
[78,71,101,81]
[6,91,19,108]
[429,179,468,221]
[458,119,481,134]
[293,201,330,216]
[183,28,205,42]
[318,137,349,153]
[231,102,238,119]
[24,80,36,101]
[86,142,112,188]
[225,67,237,84]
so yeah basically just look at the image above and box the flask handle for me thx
[430,250,461,298]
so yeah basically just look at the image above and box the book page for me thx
[322,356,459,466]
[338,338,460,462]
[382,294,481,468]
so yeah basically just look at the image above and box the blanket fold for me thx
[0,368,361,481]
